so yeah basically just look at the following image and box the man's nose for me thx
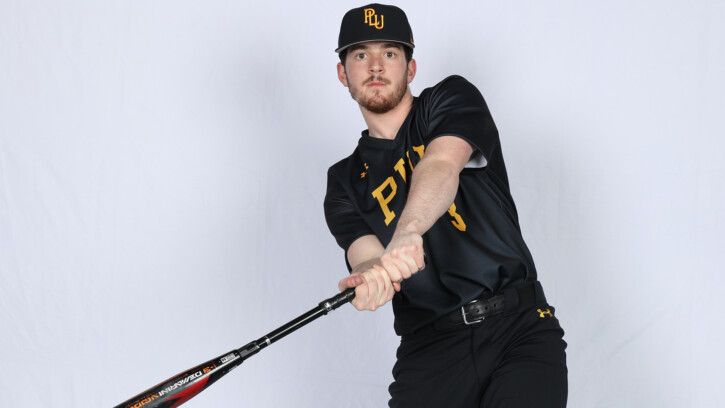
[368,56,383,73]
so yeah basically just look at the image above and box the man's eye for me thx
[355,53,366,60]
[385,52,396,58]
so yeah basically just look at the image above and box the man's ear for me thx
[407,58,417,84]
[337,62,349,87]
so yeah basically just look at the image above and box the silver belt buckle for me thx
[461,299,484,325]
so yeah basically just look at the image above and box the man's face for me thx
[337,42,415,114]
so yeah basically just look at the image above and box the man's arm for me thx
[339,135,474,310]
[338,235,397,311]
[382,135,473,277]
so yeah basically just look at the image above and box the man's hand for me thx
[338,259,399,311]
[336,137,471,311]
[338,232,425,311]
[380,229,425,284]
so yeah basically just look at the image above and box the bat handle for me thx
[248,288,357,353]
[319,288,356,313]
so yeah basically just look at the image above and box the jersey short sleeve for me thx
[323,170,374,255]
[422,75,499,161]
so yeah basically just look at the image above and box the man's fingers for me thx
[413,245,426,270]
[384,269,396,300]
[352,285,368,310]
[376,268,390,308]
[381,253,411,281]
[338,277,347,292]
[403,244,426,272]
[380,254,404,283]
[383,248,417,280]
[374,265,393,306]
[398,246,420,277]
[338,274,364,291]
[362,270,380,311]
[373,268,385,308]
[345,260,403,311]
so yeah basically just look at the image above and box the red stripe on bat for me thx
[166,377,211,408]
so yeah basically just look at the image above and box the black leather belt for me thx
[451,294,507,325]
[439,281,541,328]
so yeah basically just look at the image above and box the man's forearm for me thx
[371,136,472,291]
[395,154,462,237]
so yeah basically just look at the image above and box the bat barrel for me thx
[114,289,355,408]
[113,349,244,408]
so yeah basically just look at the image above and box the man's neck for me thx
[360,90,414,140]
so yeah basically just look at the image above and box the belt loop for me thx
[502,286,519,317]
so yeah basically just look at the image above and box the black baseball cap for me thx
[336,4,415,53]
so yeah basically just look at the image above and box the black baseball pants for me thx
[388,302,567,407]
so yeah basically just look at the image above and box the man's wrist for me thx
[395,219,424,236]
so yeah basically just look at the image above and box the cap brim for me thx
[335,39,415,54]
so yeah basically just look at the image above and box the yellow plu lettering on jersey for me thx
[364,8,384,29]
[406,144,425,171]
[372,177,397,225]
[412,144,425,160]
[448,203,467,231]
[393,158,407,182]
[537,308,553,318]
[371,144,455,227]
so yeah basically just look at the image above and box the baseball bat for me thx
[114,288,356,408]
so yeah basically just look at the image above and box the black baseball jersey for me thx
[324,75,537,335]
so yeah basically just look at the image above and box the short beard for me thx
[347,70,408,114]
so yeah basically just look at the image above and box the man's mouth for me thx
[365,77,389,87]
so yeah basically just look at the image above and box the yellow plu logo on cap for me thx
[364,8,384,29]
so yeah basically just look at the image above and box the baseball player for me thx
[324,4,568,407]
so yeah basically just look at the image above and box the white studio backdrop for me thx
[1,0,723,407]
